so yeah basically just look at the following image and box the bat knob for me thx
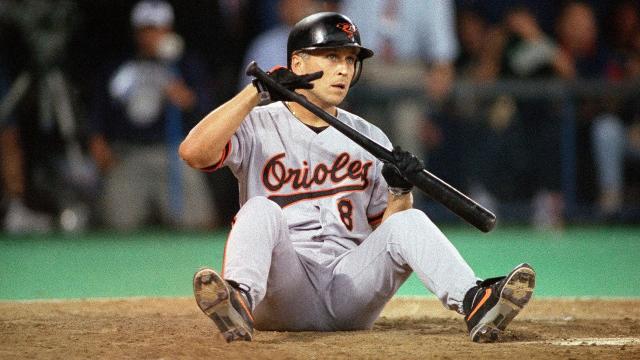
[245,61,259,77]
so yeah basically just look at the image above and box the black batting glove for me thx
[381,146,425,195]
[253,66,323,102]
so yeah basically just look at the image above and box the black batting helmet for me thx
[287,12,374,85]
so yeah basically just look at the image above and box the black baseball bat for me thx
[246,61,496,232]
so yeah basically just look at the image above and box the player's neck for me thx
[286,102,333,127]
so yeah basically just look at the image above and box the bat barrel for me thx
[408,170,496,232]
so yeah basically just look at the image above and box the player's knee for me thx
[244,196,281,211]
[384,209,437,236]
[387,208,427,223]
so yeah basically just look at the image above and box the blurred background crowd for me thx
[0,0,639,234]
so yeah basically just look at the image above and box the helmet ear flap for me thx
[351,60,363,85]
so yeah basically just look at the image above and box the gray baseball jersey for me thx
[207,101,391,247]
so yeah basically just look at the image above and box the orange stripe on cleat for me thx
[235,292,254,322]
[466,288,492,321]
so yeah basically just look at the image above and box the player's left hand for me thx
[255,66,323,102]
[382,146,424,194]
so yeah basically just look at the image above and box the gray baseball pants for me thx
[222,196,477,331]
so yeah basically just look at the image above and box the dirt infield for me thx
[1,297,638,359]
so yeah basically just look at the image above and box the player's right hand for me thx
[255,66,323,102]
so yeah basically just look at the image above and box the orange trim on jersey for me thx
[466,288,492,321]
[202,140,232,173]
[270,185,369,208]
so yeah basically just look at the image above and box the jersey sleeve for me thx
[366,128,393,227]
[201,112,256,176]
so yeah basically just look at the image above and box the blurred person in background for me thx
[554,1,616,80]
[554,1,622,220]
[457,1,639,224]
[238,0,319,89]
[88,0,216,231]
[454,3,616,228]
[436,5,562,227]
[607,0,640,80]
[318,0,341,12]
[440,6,535,223]
[340,0,459,157]
[480,5,570,229]
[454,8,501,82]
[174,0,262,226]
[405,7,491,214]
[0,61,54,233]
[0,0,93,233]
[589,0,640,220]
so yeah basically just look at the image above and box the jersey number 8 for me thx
[337,198,354,231]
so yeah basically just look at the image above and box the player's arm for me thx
[179,68,323,169]
[382,192,413,222]
[179,84,260,169]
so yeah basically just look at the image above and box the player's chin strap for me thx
[226,279,253,311]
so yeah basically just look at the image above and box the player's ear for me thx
[290,52,304,75]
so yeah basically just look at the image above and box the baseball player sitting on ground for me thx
[179,12,536,343]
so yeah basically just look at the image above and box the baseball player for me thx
[180,12,535,343]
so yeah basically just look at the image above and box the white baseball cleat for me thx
[463,263,536,342]
[193,268,254,342]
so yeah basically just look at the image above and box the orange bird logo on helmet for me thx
[336,22,356,41]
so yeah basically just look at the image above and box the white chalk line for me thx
[522,337,640,346]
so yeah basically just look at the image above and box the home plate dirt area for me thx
[1,297,638,359]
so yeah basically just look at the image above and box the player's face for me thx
[292,47,359,109]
